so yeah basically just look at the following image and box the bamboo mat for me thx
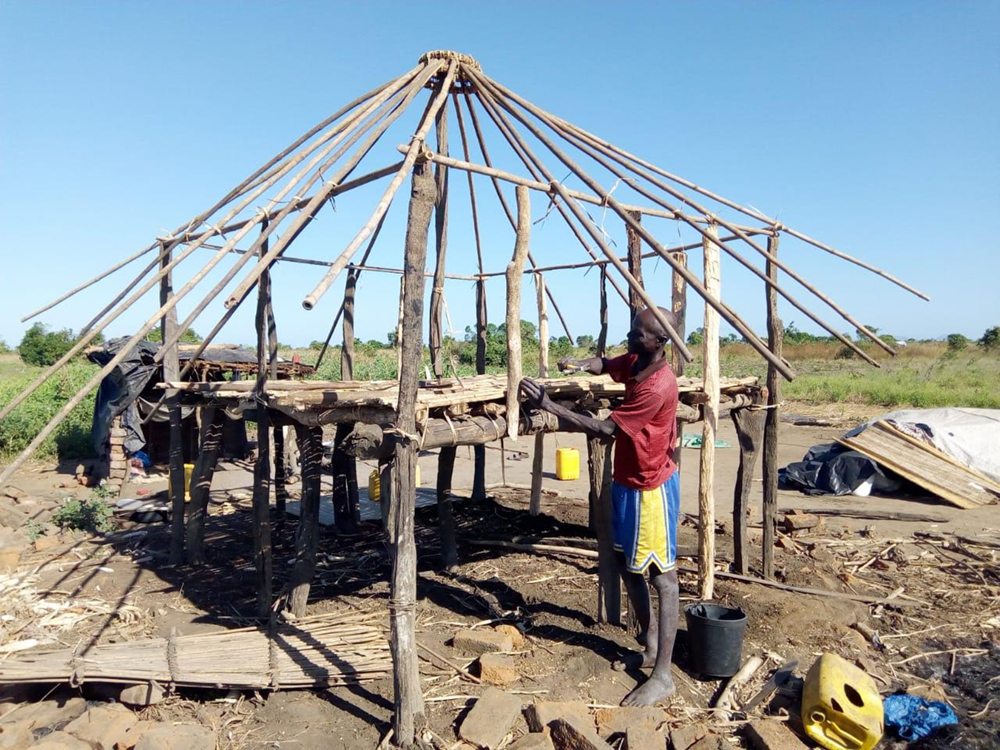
[0,612,390,689]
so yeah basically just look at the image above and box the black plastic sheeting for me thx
[779,442,889,496]
[87,338,160,455]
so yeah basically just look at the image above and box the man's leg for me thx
[621,568,678,705]
[613,554,658,670]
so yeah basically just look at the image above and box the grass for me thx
[0,354,98,461]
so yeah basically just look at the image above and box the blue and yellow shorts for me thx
[611,472,680,574]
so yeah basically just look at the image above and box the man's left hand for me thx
[519,378,552,410]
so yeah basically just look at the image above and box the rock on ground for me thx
[479,653,519,686]
[549,718,613,750]
[594,706,669,738]
[27,731,92,750]
[453,628,514,655]
[64,704,137,750]
[0,697,87,732]
[119,682,166,707]
[458,688,523,750]
[525,701,595,734]
[495,623,525,649]
[626,725,665,749]
[509,733,555,750]
[0,720,33,749]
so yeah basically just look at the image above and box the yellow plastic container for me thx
[167,463,195,502]
[555,447,580,481]
[801,653,883,750]
[368,465,421,502]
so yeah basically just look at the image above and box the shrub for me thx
[145,327,203,344]
[52,494,114,533]
[18,323,76,367]
[0,338,11,355]
[979,326,1000,351]
[946,333,970,351]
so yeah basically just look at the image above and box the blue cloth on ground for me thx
[883,693,958,741]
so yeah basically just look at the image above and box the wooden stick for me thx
[590,436,620,624]
[252,249,274,619]
[537,108,892,359]
[714,656,764,713]
[301,60,456,311]
[468,71,693,360]
[475,72,796,377]
[763,236,782,580]
[273,424,287,516]
[390,157,437,746]
[550,113,929,301]
[596,269,609,357]
[460,91,578,338]
[698,225,721,601]
[473,279,488,503]
[437,446,458,571]
[288,425,322,617]
[505,186,531,441]
[529,273,548,516]
[627,211,644,316]
[672,251,688,476]
[429,101,450,378]
[731,398,766,575]
[160,244,187,565]
[341,271,357,380]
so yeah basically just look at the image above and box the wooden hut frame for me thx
[0,51,927,748]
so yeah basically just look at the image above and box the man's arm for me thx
[519,378,616,441]
[558,355,604,375]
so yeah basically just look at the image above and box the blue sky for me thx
[1,1,997,350]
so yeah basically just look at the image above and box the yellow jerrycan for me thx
[368,466,421,502]
[555,447,580,481]
[801,653,884,750]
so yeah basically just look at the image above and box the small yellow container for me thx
[167,463,195,502]
[368,465,421,502]
[801,653,884,750]
[555,447,580,481]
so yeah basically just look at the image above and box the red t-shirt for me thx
[605,354,679,490]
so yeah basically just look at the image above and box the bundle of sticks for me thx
[0,612,390,690]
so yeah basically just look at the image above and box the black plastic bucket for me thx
[684,603,747,677]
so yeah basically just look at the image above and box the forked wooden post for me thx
[590,432,619,625]
[626,210,644,317]
[289,424,322,616]
[597,269,608,357]
[185,407,224,566]
[698,225,721,601]
[472,279,488,502]
[389,159,436,746]
[161,243,186,565]
[437,446,458,570]
[763,235,783,579]
[339,270,360,527]
[529,273,549,515]
[273,425,287,516]
[731,395,766,575]
[251,241,274,618]
[504,185,531,441]
[671,251,688,473]
[395,277,405,376]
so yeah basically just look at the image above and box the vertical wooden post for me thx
[596,269,609,357]
[340,269,360,527]
[395,277,404,376]
[185,407,224,566]
[698,225,721,601]
[504,186,531,441]
[161,243,186,564]
[590,434,619,624]
[763,235,782,580]
[731,399,766,575]
[273,426,287,515]
[251,226,273,618]
[472,279,488,502]
[626,211,644,317]
[437,446,458,570]
[429,105,449,378]
[529,273,549,516]
[671,251,688,472]
[289,424,322,616]
[390,160,435,745]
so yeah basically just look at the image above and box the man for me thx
[519,306,680,707]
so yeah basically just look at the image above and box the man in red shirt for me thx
[519,306,680,707]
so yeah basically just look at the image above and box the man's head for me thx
[626,306,677,356]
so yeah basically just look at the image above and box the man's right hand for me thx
[558,356,580,372]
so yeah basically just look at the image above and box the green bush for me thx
[145,327,203,344]
[979,326,1000,351]
[18,323,76,367]
[947,333,970,351]
[0,338,11,355]
[52,494,114,533]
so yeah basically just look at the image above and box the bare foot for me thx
[612,648,657,671]
[620,674,676,707]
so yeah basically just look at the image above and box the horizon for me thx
[2,2,998,350]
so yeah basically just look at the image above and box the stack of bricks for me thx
[105,416,128,493]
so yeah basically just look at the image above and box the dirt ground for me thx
[1,416,998,749]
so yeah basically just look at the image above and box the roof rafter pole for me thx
[20,72,402,324]
[0,74,421,425]
[552,113,929,301]
[460,87,579,337]
[314,208,391,373]
[78,251,164,337]
[473,72,791,378]
[468,69,691,361]
[300,60,458,311]
[452,93,486,275]
[468,80,632,311]
[429,98,450,378]
[541,116,893,359]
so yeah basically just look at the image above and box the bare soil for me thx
[1,420,997,748]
